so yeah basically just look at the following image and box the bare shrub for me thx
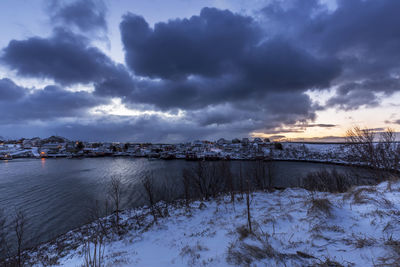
[220,160,235,203]
[183,161,227,201]
[302,169,351,193]
[348,187,376,204]
[13,210,26,267]
[307,198,333,218]
[346,126,377,167]
[352,235,376,248]
[251,161,267,191]
[236,225,251,240]
[82,236,105,267]
[0,209,9,263]
[182,168,192,207]
[180,242,208,266]
[378,235,400,265]
[245,177,252,232]
[80,201,110,267]
[376,128,400,171]
[226,240,278,265]
[266,161,275,190]
[315,257,345,267]
[108,176,123,232]
[142,174,158,223]
[346,126,400,171]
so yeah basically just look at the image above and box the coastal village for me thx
[0,135,346,162]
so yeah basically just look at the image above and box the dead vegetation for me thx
[180,242,209,266]
[226,240,280,266]
[351,234,376,248]
[378,235,400,265]
[307,197,334,218]
[302,169,352,193]
[343,186,377,204]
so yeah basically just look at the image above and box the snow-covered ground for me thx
[26,178,400,267]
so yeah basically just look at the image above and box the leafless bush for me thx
[182,161,227,201]
[80,201,110,267]
[182,168,192,207]
[82,236,105,267]
[302,169,351,193]
[352,235,376,248]
[252,161,267,190]
[266,162,275,190]
[88,200,110,239]
[315,257,345,267]
[180,242,208,266]
[142,174,158,223]
[379,235,400,265]
[0,209,9,264]
[236,225,251,240]
[307,198,333,218]
[157,177,178,217]
[348,187,376,204]
[108,176,123,232]
[245,177,253,233]
[346,126,400,171]
[346,126,377,167]
[226,240,278,265]
[220,160,235,203]
[14,210,26,267]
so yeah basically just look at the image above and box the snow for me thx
[27,179,400,266]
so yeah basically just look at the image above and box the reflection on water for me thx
[0,158,377,248]
[41,158,46,169]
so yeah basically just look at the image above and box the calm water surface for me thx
[0,157,376,248]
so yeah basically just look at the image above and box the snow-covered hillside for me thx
[26,179,400,267]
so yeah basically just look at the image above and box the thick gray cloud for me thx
[1,27,135,97]
[1,28,114,85]
[49,0,107,34]
[327,78,400,110]
[1,1,398,141]
[116,7,339,128]
[120,8,260,79]
[0,78,25,100]
[0,79,108,123]
[262,0,400,108]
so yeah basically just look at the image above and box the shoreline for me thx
[18,178,400,266]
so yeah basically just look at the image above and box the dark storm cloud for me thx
[1,28,132,87]
[326,78,400,110]
[262,0,400,109]
[0,78,108,123]
[0,78,25,100]
[120,8,339,85]
[118,7,339,121]
[2,1,398,141]
[120,8,259,79]
[49,0,107,33]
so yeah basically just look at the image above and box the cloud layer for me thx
[0,0,399,141]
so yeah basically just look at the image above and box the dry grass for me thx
[353,235,376,248]
[236,225,251,240]
[226,241,278,266]
[302,170,352,193]
[343,186,377,205]
[180,242,209,266]
[307,198,333,218]
[377,236,400,265]
[315,257,346,267]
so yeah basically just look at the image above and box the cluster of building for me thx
[0,136,286,160]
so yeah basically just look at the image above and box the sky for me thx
[0,0,399,142]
